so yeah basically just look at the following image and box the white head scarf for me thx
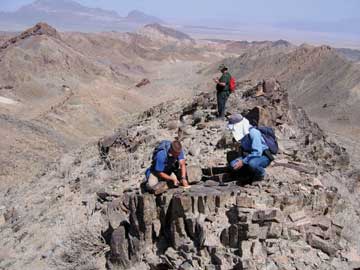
[227,116,251,142]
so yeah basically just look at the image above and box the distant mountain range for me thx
[275,18,360,36]
[0,0,164,32]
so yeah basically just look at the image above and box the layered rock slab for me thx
[104,178,345,270]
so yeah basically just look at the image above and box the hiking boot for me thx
[152,182,169,195]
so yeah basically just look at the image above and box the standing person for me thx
[214,64,231,119]
[145,140,190,193]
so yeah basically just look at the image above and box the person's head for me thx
[227,116,251,142]
[170,140,182,157]
[219,64,228,74]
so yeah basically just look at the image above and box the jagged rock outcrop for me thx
[0,22,61,50]
[93,80,356,269]
[104,180,345,269]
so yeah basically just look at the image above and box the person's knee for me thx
[147,173,159,188]
[248,159,266,177]
[248,159,259,170]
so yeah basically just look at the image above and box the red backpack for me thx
[229,77,236,92]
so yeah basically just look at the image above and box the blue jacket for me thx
[238,128,269,165]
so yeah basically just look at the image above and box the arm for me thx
[179,159,189,187]
[242,129,264,165]
[157,172,179,186]
[154,151,179,185]
[214,78,226,86]
[218,73,230,87]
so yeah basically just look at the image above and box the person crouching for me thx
[227,115,272,182]
[145,140,190,193]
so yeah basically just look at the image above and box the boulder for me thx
[288,210,307,223]
[236,195,255,208]
[187,165,202,184]
[307,233,338,256]
[244,106,272,126]
[267,222,283,239]
[136,78,150,88]
[263,78,280,94]
[107,199,128,230]
[252,208,284,224]
[109,226,131,268]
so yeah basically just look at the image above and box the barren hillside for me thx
[206,44,360,162]
[224,39,295,56]
[1,16,360,270]
[1,80,359,270]
[0,23,222,186]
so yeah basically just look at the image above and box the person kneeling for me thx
[145,140,190,194]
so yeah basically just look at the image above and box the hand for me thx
[213,78,219,83]
[233,160,244,170]
[181,178,190,188]
[172,177,180,187]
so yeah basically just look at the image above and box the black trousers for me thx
[217,91,229,118]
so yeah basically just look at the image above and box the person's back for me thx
[145,140,190,193]
[149,141,183,177]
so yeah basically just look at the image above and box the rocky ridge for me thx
[0,22,61,50]
[1,79,359,270]
[211,44,360,133]
[96,80,358,270]
[137,23,195,46]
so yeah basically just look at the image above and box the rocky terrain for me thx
[1,17,360,270]
[0,22,132,185]
[209,45,360,127]
[1,79,360,270]
[205,43,360,165]
[0,22,222,186]
[223,39,295,56]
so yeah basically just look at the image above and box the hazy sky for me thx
[1,0,359,24]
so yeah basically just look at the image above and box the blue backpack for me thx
[240,127,278,155]
[152,140,171,162]
[257,126,278,155]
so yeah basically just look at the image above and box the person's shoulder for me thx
[178,150,185,160]
[155,150,167,160]
[249,127,261,136]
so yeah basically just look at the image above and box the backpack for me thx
[151,140,171,162]
[229,77,236,92]
[257,126,278,155]
[240,127,278,155]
